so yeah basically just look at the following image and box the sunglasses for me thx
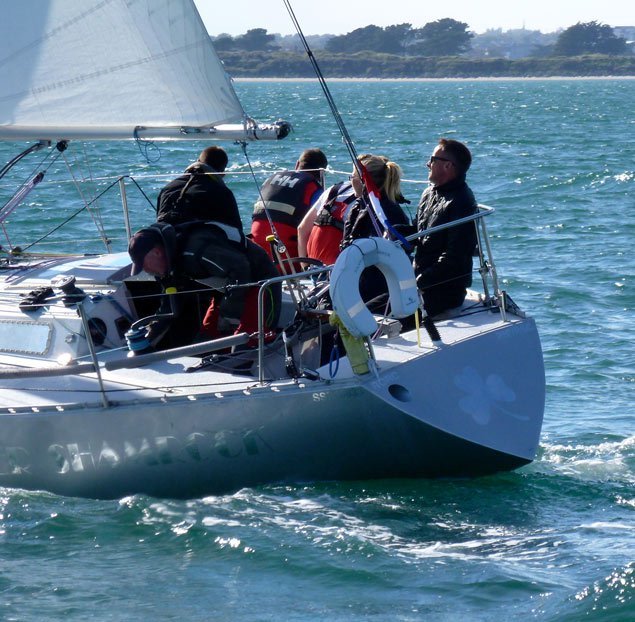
[427,155,454,165]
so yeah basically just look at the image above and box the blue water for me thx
[0,79,633,620]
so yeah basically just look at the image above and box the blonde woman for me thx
[341,153,409,247]
[340,154,410,310]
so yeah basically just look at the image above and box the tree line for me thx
[217,50,635,79]
[214,20,632,58]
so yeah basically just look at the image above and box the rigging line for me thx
[282,0,358,164]
[237,140,301,279]
[127,176,157,210]
[238,141,280,241]
[0,141,49,181]
[134,127,162,163]
[81,142,108,236]
[61,150,110,251]
[39,146,65,174]
[282,1,388,238]
[21,177,121,252]
[0,145,65,249]
[0,142,58,196]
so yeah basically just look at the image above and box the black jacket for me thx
[341,193,409,247]
[156,164,243,232]
[340,194,409,310]
[141,222,279,347]
[413,177,477,315]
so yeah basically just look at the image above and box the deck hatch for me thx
[0,320,52,355]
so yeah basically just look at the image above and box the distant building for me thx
[468,28,558,60]
[614,27,635,54]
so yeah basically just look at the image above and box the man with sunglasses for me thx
[413,138,478,317]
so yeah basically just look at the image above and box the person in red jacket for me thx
[250,148,327,263]
[297,180,356,266]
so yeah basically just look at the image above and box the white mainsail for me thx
[0,0,286,141]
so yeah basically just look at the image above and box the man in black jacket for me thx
[413,138,478,317]
[156,145,243,232]
[128,222,279,348]
[148,146,277,346]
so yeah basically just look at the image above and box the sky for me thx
[193,0,631,36]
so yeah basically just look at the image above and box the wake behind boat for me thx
[0,0,544,499]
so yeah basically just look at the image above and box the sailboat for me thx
[0,0,545,499]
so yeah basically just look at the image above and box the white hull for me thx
[0,252,544,498]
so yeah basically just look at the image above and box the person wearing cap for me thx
[128,221,279,349]
[156,145,243,231]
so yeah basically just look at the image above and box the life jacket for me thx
[252,170,321,228]
[306,182,357,265]
[313,181,356,231]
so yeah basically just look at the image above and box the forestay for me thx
[0,0,277,141]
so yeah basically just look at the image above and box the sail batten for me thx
[0,0,268,141]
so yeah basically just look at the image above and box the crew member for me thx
[156,145,242,231]
[297,180,356,265]
[251,148,327,262]
[341,153,410,311]
[128,222,279,348]
[413,138,478,316]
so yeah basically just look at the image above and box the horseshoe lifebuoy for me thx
[330,237,419,338]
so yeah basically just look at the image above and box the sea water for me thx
[0,79,633,621]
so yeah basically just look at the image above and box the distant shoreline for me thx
[235,76,635,82]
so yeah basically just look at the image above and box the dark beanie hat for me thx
[128,228,162,275]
